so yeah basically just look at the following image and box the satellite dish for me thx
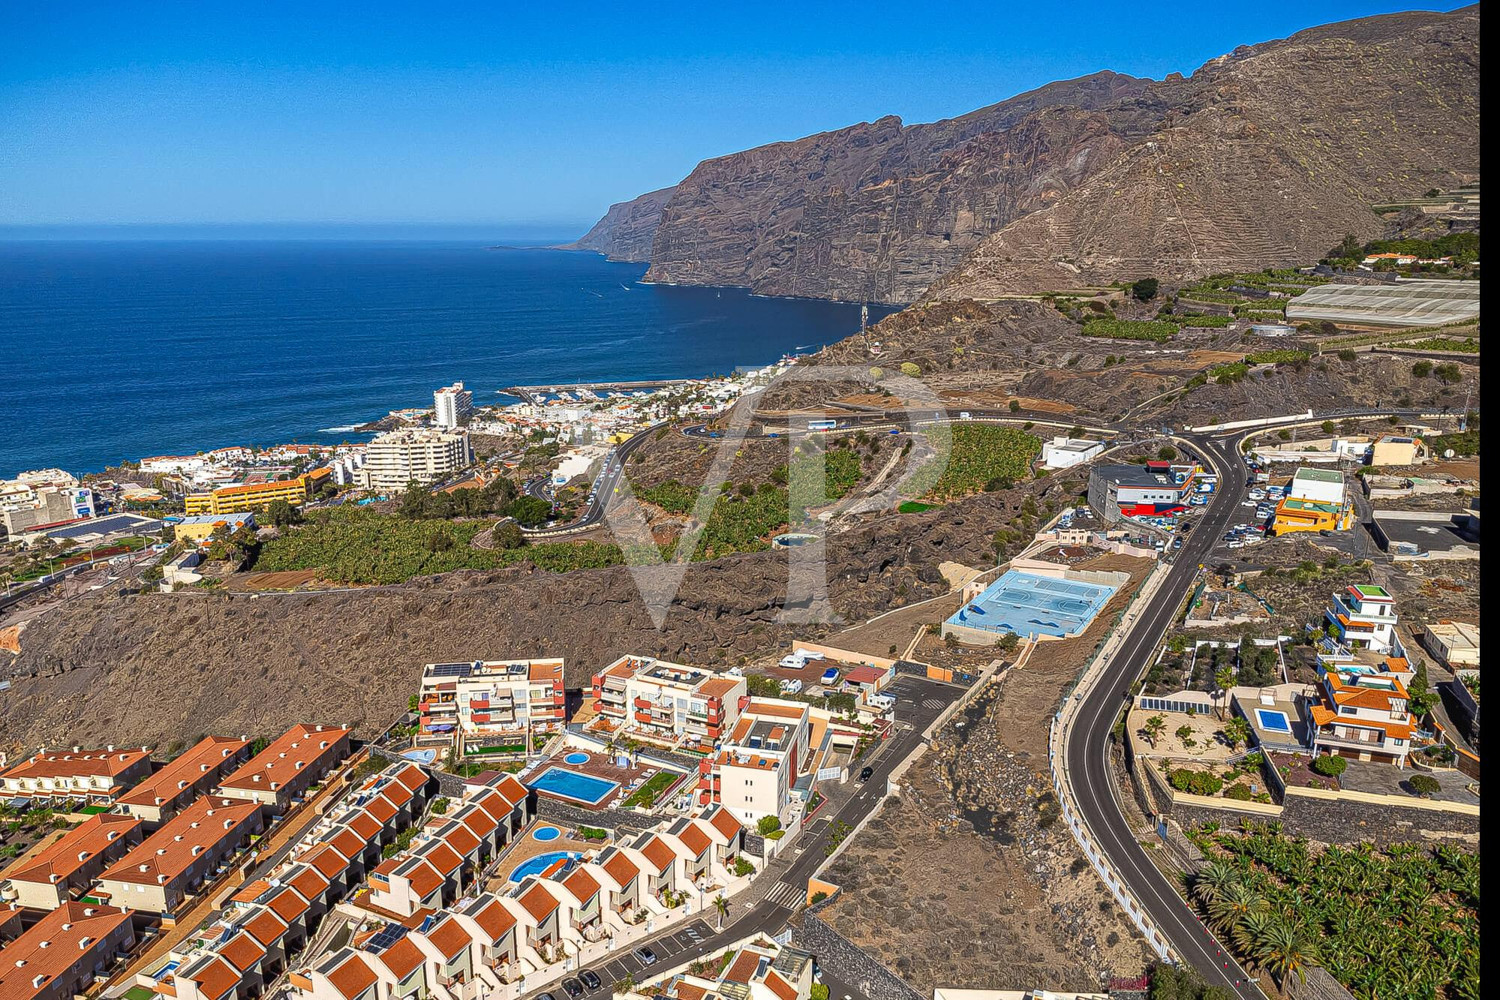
[1443,448,1455,459]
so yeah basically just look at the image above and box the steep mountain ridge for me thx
[570,5,1478,302]
[557,185,677,261]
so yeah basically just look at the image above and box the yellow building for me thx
[1270,496,1352,535]
[184,475,314,515]
[172,512,256,543]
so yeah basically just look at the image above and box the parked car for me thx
[859,765,874,782]
[580,971,603,991]
[562,980,585,999]
[635,947,658,966]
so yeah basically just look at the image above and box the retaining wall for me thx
[792,911,926,1000]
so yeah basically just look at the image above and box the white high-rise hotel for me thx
[434,381,473,428]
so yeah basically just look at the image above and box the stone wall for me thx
[1277,790,1479,847]
[534,797,653,838]
[792,911,925,1000]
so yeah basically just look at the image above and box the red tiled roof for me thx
[602,850,640,888]
[326,952,379,1000]
[562,867,601,903]
[1,747,150,782]
[468,898,517,942]
[377,936,424,979]
[723,950,762,984]
[99,796,259,886]
[186,956,242,1000]
[704,806,743,842]
[404,860,445,899]
[641,836,676,874]
[219,723,350,794]
[765,970,800,1000]
[302,844,351,881]
[419,841,464,876]
[4,812,141,885]
[117,735,250,809]
[0,902,133,1000]
[218,931,266,972]
[424,914,471,960]
[519,883,559,922]
[241,908,290,947]
[676,823,712,857]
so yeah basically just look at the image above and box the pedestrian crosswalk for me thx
[922,697,945,709]
[762,881,804,909]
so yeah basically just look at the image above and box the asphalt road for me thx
[528,675,961,1000]
[1062,431,1264,995]
[524,422,664,537]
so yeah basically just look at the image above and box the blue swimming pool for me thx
[509,850,582,882]
[564,751,591,765]
[526,767,620,806]
[401,749,437,764]
[1256,708,1292,733]
[532,825,561,842]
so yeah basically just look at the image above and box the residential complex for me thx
[0,902,137,1000]
[590,655,747,751]
[624,940,814,1000]
[418,659,568,755]
[434,381,474,429]
[700,700,812,824]
[95,795,264,916]
[360,427,473,490]
[217,724,352,812]
[184,473,322,516]
[116,734,254,824]
[0,746,153,804]
[0,813,143,910]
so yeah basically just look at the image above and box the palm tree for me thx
[1192,860,1240,907]
[1209,881,1266,933]
[1215,666,1236,719]
[713,894,729,929]
[1254,916,1319,985]
[1223,717,1251,752]
[1143,714,1166,749]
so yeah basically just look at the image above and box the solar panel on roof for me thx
[364,922,408,952]
[45,513,157,540]
[428,662,473,678]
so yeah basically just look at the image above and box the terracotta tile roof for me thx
[844,665,885,685]
[675,984,709,1000]
[389,763,429,793]
[117,736,250,809]
[468,897,517,942]
[0,902,133,1000]
[602,850,640,888]
[440,824,481,858]
[704,805,743,842]
[723,950,762,984]
[302,844,351,880]
[698,677,741,699]
[424,914,472,959]
[4,812,141,885]
[328,827,369,861]
[404,859,445,899]
[230,878,272,904]
[641,836,677,874]
[765,970,800,1000]
[377,935,424,979]
[219,723,350,795]
[744,701,807,720]
[241,907,290,947]
[493,775,530,809]
[378,782,415,809]
[675,822,712,857]
[263,885,311,924]
[99,796,259,886]
[419,841,464,876]
[458,806,499,838]
[218,930,266,972]
[326,951,379,1000]
[363,795,398,825]
[185,956,242,1000]
[285,865,331,902]
[344,811,383,842]
[562,867,601,904]
[519,882,560,922]
[0,747,150,783]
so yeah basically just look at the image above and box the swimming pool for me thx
[401,749,437,764]
[508,850,582,882]
[526,767,620,806]
[531,825,561,842]
[946,570,1118,640]
[564,751,591,765]
[1256,708,1292,733]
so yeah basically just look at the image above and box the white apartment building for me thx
[418,659,568,754]
[434,382,474,429]
[700,700,812,824]
[1325,584,1403,656]
[591,656,746,749]
[360,428,472,491]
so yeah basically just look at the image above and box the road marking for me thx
[763,881,803,908]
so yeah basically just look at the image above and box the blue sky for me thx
[0,1,1470,237]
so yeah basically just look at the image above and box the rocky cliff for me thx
[557,185,677,261]
[577,5,1478,302]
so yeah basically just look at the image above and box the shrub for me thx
[1312,755,1347,777]
[756,815,782,836]
[1224,784,1253,801]
[1169,768,1224,796]
[1131,277,1159,301]
[1408,774,1441,797]
[1081,318,1179,342]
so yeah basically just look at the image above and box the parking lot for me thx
[558,918,717,996]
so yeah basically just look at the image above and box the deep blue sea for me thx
[0,241,892,477]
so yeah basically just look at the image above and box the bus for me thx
[807,419,837,431]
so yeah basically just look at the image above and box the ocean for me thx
[0,241,892,477]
